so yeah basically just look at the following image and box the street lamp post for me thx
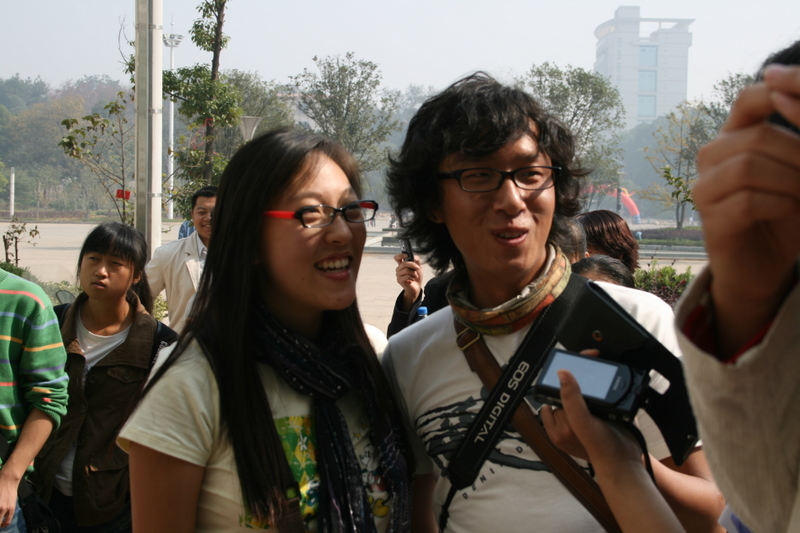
[239,116,263,143]
[163,30,183,220]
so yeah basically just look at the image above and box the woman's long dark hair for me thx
[140,128,397,525]
[77,222,153,313]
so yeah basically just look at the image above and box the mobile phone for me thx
[400,238,415,262]
[533,348,648,422]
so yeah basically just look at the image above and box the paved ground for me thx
[2,219,707,335]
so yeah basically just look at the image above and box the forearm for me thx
[0,408,55,484]
[652,456,725,533]
[592,460,684,533]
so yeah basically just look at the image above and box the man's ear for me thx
[428,208,444,224]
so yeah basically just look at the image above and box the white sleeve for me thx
[145,246,167,298]
[118,343,219,467]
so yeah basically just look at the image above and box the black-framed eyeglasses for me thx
[264,200,378,228]
[438,166,561,192]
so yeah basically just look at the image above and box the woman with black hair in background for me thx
[119,129,411,532]
[32,222,176,532]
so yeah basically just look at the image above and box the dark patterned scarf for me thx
[249,301,412,533]
[448,245,571,335]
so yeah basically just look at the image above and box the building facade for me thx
[594,6,693,129]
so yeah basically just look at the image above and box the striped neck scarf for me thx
[448,245,571,336]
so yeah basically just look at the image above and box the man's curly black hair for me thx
[386,72,588,274]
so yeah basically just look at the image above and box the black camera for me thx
[533,348,650,423]
[553,279,699,465]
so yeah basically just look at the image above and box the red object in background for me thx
[116,189,131,200]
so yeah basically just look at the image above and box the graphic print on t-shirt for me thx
[416,388,552,475]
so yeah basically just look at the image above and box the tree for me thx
[291,52,401,173]
[214,70,295,158]
[163,0,240,187]
[60,92,136,223]
[701,72,754,132]
[385,84,438,148]
[2,218,39,267]
[517,62,626,209]
[0,159,7,195]
[0,75,49,114]
[643,102,714,229]
[55,75,128,115]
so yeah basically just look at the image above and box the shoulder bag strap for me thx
[449,275,622,533]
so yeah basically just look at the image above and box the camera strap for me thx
[439,274,621,533]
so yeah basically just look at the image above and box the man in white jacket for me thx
[147,186,217,332]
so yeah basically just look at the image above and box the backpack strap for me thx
[53,303,70,329]
[149,321,178,369]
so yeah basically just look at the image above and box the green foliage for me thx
[634,260,694,307]
[0,159,7,193]
[2,218,39,267]
[639,227,704,243]
[170,125,229,219]
[662,166,694,209]
[59,92,135,224]
[0,263,80,305]
[0,75,49,114]
[517,62,626,209]
[163,66,241,128]
[191,0,230,52]
[164,0,235,186]
[291,52,401,173]
[0,261,30,278]
[152,295,168,321]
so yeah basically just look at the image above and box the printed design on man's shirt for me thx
[416,388,551,475]
[239,414,390,530]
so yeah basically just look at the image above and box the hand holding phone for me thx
[400,238,415,262]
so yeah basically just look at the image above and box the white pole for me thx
[9,167,14,219]
[134,0,163,256]
[167,44,175,220]
[163,28,183,220]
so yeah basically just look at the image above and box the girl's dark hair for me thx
[575,210,639,275]
[77,222,153,314]
[141,128,394,524]
[572,254,636,288]
[386,72,588,274]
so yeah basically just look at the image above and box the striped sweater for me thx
[0,269,68,450]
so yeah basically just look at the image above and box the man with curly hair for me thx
[381,73,724,533]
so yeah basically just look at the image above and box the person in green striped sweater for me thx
[0,269,69,532]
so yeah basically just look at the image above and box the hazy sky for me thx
[2,0,799,101]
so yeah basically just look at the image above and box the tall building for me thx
[594,6,694,129]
